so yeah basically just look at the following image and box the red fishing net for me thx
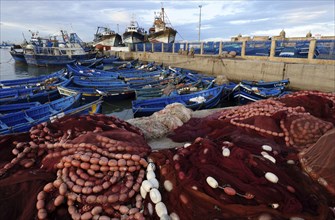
[299,128,335,196]
[0,91,334,220]
[0,114,151,220]
[149,91,334,219]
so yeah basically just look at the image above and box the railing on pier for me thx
[132,38,335,62]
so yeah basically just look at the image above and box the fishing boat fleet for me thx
[8,7,177,66]
[0,56,291,134]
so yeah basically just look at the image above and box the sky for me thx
[1,0,334,44]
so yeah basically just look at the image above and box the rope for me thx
[0,57,13,64]
[164,12,184,41]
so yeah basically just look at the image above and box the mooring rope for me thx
[0,57,13,64]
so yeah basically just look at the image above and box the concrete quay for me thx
[108,51,335,92]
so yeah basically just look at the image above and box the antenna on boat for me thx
[22,32,27,44]
[161,2,164,22]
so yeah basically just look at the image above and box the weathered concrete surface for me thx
[108,51,335,92]
[284,63,335,91]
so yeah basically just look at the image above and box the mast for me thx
[162,7,165,23]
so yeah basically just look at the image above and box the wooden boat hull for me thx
[241,79,290,88]
[24,53,97,66]
[123,31,145,44]
[148,28,176,43]
[94,34,122,50]
[0,69,66,88]
[0,75,71,104]
[132,86,224,117]
[9,50,26,63]
[0,102,41,115]
[232,83,284,104]
[0,94,81,134]
[58,86,135,102]
[67,64,120,78]
[72,77,126,88]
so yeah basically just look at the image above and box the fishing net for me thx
[1,91,334,219]
[128,103,192,140]
[147,137,334,219]
[147,91,334,219]
[299,128,335,196]
[169,91,335,149]
[0,114,151,220]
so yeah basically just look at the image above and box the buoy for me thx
[222,148,230,157]
[140,186,147,199]
[184,143,191,148]
[141,180,153,192]
[206,176,219,189]
[170,212,180,220]
[164,180,173,192]
[271,203,279,209]
[149,188,162,204]
[263,154,276,163]
[147,162,156,171]
[261,151,269,156]
[155,202,168,218]
[262,145,272,151]
[265,172,279,183]
[149,178,159,189]
[146,170,156,180]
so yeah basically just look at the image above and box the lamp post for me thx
[198,5,202,42]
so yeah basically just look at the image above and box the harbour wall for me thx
[108,51,335,92]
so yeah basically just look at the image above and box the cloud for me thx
[0,0,334,43]
[229,18,271,25]
[250,22,335,37]
[283,10,328,24]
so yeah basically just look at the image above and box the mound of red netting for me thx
[142,91,334,219]
[1,91,335,220]
[0,114,151,220]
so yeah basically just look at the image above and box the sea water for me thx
[0,48,134,120]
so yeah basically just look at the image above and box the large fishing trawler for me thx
[147,7,177,43]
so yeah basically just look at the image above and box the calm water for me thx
[0,48,134,120]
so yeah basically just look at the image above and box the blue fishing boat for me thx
[0,94,81,134]
[0,102,41,115]
[0,77,71,104]
[72,76,126,88]
[57,86,135,102]
[67,64,119,78]
[120,70,164,81]
[9,47,26,63]
[241,79,290,88]
[59,97,103,118]
[23,30,97,66]
[232,83,285,104]
[77,58,103,66]
[132,85,225,117]
[73,76,119,82]
[0,69,66,88]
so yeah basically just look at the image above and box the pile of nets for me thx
[0,114,151,220]
[142,91,335,219]
[128,103,192,140]
[0,91,334,219]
